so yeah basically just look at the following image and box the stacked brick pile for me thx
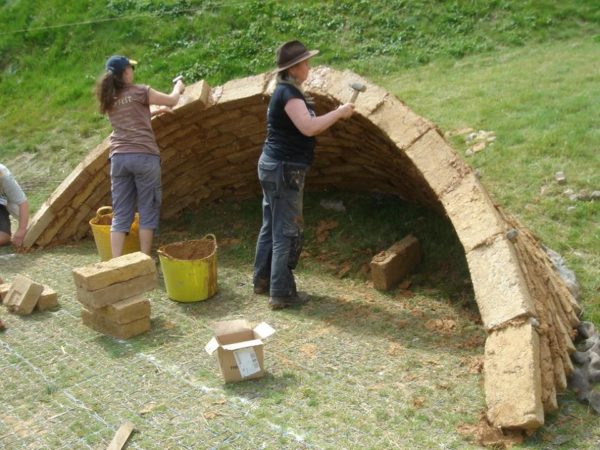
[1,274,58,314]
[72,252,156,339]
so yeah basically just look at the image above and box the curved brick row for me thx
[22,66,579,431]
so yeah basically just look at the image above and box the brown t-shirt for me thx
[108,84,160,157]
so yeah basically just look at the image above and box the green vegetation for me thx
[1,0,599,165]
[385,38,600,318]
[1,0,599,448]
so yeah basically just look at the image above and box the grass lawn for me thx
[1,193,489,449]
[1,27,599,450]
[1,189,599,449]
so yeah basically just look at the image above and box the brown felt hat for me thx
[276,40,319,72]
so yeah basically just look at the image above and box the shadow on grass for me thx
[18,308,60,323]
[165,190,476,303]
[91,316,186,358]
[223,371,300,400]
[270,292,484,353]
[164,283,254,322]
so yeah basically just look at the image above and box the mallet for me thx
[349,82,367,104]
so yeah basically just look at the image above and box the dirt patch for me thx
[315,219,338,243]
[300,343,318,358]
[93,215,112,226]
[457,413,524,448]
[159,239,216,260]
[461,356,484,374]
[424,318,457,334]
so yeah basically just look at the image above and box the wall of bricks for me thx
[22,66,580,431]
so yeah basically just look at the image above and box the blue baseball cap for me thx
[105,55,137,76]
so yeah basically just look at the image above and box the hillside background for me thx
[1,0,598,306]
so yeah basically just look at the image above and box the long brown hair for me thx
[96,72,125,115]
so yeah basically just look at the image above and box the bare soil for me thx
[159,239,216,260]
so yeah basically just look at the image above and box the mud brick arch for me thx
[23,66,580,431]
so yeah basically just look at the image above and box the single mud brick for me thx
[485,322,544,429]
[36,285,59,311]
[81,308,150,339]
[0,283,10,303]
[92,295,151,325]
[4,274,44,315]
[370,235,421,291]
[72,252,156,291]
[467,235,535,330]
[76,273,157,309]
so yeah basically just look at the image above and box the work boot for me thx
[269,292,309,310]
[254,278,270,295]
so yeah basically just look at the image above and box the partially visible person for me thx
[0,164,29,247]
[96,55,185,257]
[253,40,354,310]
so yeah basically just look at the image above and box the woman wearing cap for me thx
[96,55,185,257]
[253,40,354,309]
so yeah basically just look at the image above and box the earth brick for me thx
[0,283,9,302]
[91,296,150,325]
[4,274,44,315]
[440,173,506,252]
[485,322,544,429]
[36,206,75,247]
[175,80,210,111]
[76,273,157,309]
[405,129,470,196]
[214,73,268,105]
[466,235,535,330]
[72,252,156,291]
[370,235,421,291]
[36,286,59,311]
[22,203,56,248]
[81,308,150,339]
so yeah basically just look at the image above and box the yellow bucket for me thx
[158,235,218,302]
[89,206,141,261]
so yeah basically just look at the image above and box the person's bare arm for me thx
[12,200,28,247]
[285,99,354,137]
[148,79,185,107]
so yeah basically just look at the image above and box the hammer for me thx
[349,82,366,104]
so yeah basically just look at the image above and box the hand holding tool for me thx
[349,82,366,104]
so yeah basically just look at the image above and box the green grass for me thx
[2,0,600,447]
[1,0,599,175]
[0,212,489,448]
[0,194,599,448]
[377,37,600,318]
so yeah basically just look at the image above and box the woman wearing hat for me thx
[96,55,185,257]
[253,40,354,309]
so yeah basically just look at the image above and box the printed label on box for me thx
[233,347,261,378]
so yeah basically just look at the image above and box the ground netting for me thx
[0,242,486,449]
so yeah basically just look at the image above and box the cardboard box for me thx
[205,319,275,382]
